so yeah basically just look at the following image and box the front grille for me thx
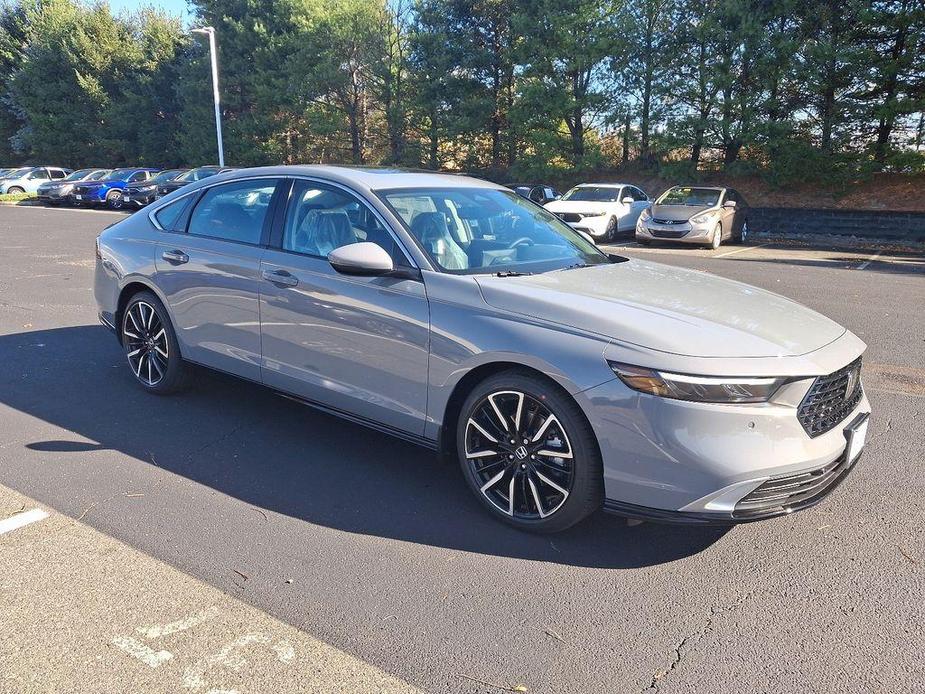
[798,358,863,437]
[652,218,684,225]
[650,228,689,238]
[733,450,854,518]
[557,212,583,223]
[73,186,97,196]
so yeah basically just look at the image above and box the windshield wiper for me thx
[494,270,533,277]
[559,262,591,271]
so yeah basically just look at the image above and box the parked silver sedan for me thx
[94,167,870,532]
[636,185,749,249]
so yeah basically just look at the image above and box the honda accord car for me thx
[94,167,870,532]
[637,185,749,249]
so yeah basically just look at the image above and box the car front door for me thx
[720,190,737,239]
[258,178,430,436]
[153,177,283,381]
[620,187,648,231]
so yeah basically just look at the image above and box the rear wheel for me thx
[6,186,24,194]
[736,219,749,244]
[121,291,189,394]
[456,370,603,533]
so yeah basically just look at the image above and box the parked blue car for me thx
[71,168,161,209]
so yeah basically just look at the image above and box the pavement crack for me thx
[644,592,754,692]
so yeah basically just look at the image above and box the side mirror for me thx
[723,200,737,208]
[621,196,634,204]
[328,242,394,276]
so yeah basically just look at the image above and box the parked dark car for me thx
[71,168,161,209]
[509,184,561,205]
[155,166,234,199]
[36,168,112,205]
[122,169,186,208]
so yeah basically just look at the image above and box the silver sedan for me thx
[94,166,870,532]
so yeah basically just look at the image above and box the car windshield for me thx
[657,187,722,206]
[87,170,112,181]
[561,186,622,202]
[152,169,183,183]
[64,169,95,181]
[6,167,31,178]
[109,168,137,181]
[379,187,610,275]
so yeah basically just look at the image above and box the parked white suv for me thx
[0,166,71,194]
[543,183,650,242]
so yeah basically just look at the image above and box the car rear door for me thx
[257,178,430,437]
[153,176,284,381]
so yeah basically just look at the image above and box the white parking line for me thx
[0,507,49,535]
[13,204,126,216]
[713,243,770,259]
[856,249,883,270]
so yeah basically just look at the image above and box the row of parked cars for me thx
[0,165,232,209]
[510,181,750,249]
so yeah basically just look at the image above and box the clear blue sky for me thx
[106,0,192,22]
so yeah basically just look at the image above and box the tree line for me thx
[0,0,922,185]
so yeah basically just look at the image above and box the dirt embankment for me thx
[546,171,925,212]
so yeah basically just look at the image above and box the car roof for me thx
[668,185,725,191]
[211,165,501,193]
[573,182,632,188]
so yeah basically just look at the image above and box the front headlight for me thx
[609,362,789,403]
[639,208,651,221]
[690,210,718,225]
[59,184,73,194]
[136,184,156,192]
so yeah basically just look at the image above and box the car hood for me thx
[159,180,190,190]
[474,260,846,358]
[648,204,714,221]
[544,200,619,214]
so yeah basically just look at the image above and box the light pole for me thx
[191,26,224,167]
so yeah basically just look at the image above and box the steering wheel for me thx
[507,237,535,249]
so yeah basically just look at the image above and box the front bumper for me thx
[123,190,157,207]
[560,215,612,237]
[580,357,871,524]
[636,218,714,243]
[72,190,106,204]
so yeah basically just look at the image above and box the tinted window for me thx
[153,197,191,231]
[27,170,46,180]
[631,187,647,201]
[50,169,67,179]
[283,181,404,262]
[188,179,277,245]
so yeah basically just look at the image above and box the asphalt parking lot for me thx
[1,205,923,693]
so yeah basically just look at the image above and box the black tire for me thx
[604,216,619,242]
[734,218,749,244]
[121,290,190,394]
[106,189,124,209]
[456,370,604,533]
[6,186,24,194]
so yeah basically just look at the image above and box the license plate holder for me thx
[844,413,869,464]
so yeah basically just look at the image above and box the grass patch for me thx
[0,191,36,202]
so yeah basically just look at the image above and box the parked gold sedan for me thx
[636,186,749,249]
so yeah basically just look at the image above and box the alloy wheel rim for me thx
[122,301,168,386]
[741,221,749,241]
[712,225,721,249]
[465,390,574,520]
[109,191,123,208]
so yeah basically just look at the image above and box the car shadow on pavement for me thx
[1,325,729,569]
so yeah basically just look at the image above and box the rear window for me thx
[153,197,192,231]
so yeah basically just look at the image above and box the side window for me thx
[50,169,67,180]
[28,170,46,180]
[129,171,147,183]
[544,187,556,200]
[188,179,278,245]
[633,187,647,201]
[528,187,545,203]
[282,181,406,263]
[153,196,193,232]
[724,190,736,204]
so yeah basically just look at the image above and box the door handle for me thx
[262,269,299,287]
[161,249,189,264]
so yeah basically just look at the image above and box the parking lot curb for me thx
[0,199,41,206]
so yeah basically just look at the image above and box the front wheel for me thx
[603,216,618,242]
[6,186,24,194]
[107,189,124,209]
[708,223,723,250]
[457,371,603,533]
[121,291,190,394]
